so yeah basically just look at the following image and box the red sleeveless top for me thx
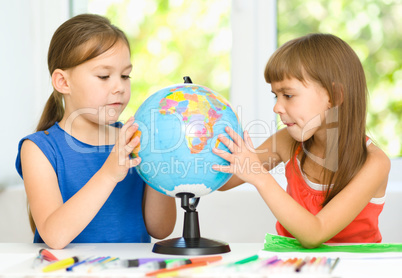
[276,143,384,243]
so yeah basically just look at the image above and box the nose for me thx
[112,79,126,95]
[273,98,285,115]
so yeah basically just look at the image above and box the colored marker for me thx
[89,257,120,272]
[141,258,188,270]
[39,249,58,262]
[319,256,327,272]
[87,257,117,273]
[66,256,95,271]
[168,255,223,268]
[329,257,340,273]
[281,257,297,272]
[146,261,208,277]
[42,256,80,273]
[269,259,283,268]
[282,258,296,266]
[232,254,259,265]
[132,258,177,267]
[301,257,316,272]
[99,257,174,270]
[89,256,111,266]
[261,256,278,266]
[189,255,222,264]
[69,255,105,271]
[32,256,44,269]
[295,257,309,272]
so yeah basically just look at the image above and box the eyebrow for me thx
[271,86,294,94]
[92,64,133,71]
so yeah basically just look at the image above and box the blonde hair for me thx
[29,13,130,233]
[264,33,368,207]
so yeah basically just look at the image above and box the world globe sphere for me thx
[132,83,243,198]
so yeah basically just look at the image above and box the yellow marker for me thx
[42,256,79,272]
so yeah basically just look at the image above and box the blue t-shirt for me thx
[15,122,150,243]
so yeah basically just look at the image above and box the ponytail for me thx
[36,90,64,132]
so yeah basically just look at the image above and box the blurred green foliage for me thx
[278,0,402,157]
[90,0,231,122]
[91,0,401,157]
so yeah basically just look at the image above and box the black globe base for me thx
[152,237,230,255]
[152,192,231,255]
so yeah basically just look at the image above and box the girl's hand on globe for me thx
[101,117,142,184]
[212,126,266,187]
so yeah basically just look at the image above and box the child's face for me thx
[64,40,132,125]
[271,77,331,142]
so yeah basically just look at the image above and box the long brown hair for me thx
[264,33,368,207]
[28,13,130,233]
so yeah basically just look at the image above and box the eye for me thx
[98,76,109,80]
[284,94,293,99]
[122,75,131,80]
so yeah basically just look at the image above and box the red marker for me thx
[170,255,223,267]
[39,249,58,262]
[146,261,207,277]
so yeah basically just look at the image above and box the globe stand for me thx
[152,192,231,255]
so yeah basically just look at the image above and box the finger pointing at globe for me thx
[212,127,265,187]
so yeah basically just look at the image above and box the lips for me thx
[281,120,295,127]
[107,102,123,107]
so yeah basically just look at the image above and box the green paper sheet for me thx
[264,233,402,253]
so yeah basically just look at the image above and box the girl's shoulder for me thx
[357,141,390,199]
[366,141,391,170]
[16,124,62,178]
[18,124,61,156]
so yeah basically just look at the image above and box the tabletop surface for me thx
[1,242,402,277]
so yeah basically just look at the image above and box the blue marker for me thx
[66,256,96,271]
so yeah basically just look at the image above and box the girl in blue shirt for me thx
[16,14,176,249]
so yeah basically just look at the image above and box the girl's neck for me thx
[58,116,118,146]
[304,128,328,157]
[298,130,338,184]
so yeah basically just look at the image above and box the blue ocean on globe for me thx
[132,83,243,198]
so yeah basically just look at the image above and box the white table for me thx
[1,242,401,277]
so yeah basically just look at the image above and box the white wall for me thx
[0,1,69,188]
[0,186,32,243]
[230,0,277,147]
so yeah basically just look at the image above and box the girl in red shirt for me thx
[214,33,390,248]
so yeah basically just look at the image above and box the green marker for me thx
[232,255,259,265]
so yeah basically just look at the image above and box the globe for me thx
[132,82,243,198]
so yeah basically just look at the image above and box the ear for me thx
[331,82,344,107]
[327,95,332,109]
[52,69,70,95]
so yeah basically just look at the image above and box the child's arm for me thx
[20,118,141,249]
[142,185,176,239]
[218,128,289,191]
[213,127,390,248]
